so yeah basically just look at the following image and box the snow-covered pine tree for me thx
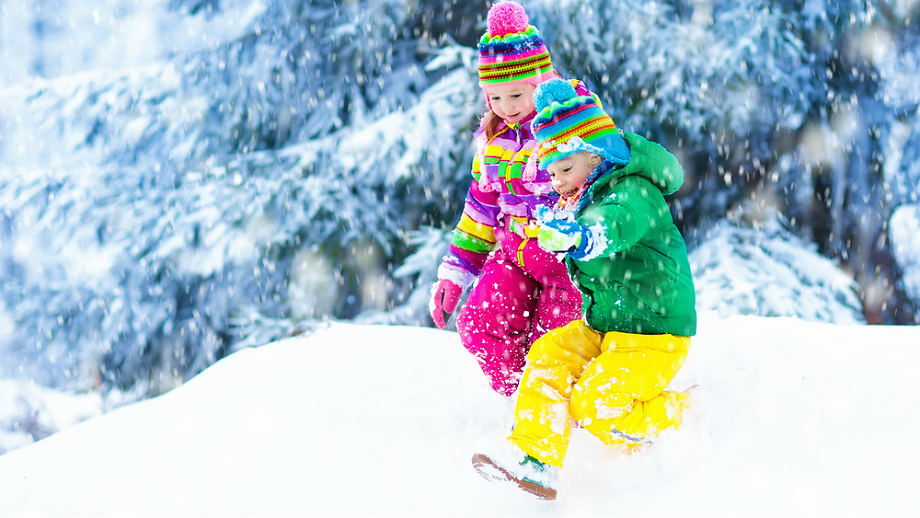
[524,0,813,224]
[524,0,919,323]
[771,0,920,323]
[876,14,920,319]
[690,215,865,324]
[889,204,920,321]
[0,0,482,394]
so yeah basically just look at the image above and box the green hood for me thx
[574,129,683,212]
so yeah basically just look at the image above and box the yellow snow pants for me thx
[508,319,691,467]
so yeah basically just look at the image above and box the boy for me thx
[472,78,697,500]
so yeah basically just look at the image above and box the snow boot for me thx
[471,445,559,500]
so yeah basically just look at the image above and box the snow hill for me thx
[0,315,918,517]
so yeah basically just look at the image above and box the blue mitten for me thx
[533,205,557,224]
[538,217,586,253]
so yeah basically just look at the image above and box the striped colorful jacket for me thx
[438,80,597,288]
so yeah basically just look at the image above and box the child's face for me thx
[547,152,602,198]
[484,82,536,125]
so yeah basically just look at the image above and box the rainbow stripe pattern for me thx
[439,116,559,286]
[478,26,553,86]
[473,141,535,196]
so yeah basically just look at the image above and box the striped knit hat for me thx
[532,78,631,169]
[478,1,555,87]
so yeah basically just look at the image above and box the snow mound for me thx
[691,219,865,324]
[1,318,919,516]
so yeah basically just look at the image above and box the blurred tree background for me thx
[0,0,917,405]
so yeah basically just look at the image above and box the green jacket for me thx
[566,130,696,336]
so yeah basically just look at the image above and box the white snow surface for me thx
[1,315,919,517]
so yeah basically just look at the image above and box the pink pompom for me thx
[487,1,529,37]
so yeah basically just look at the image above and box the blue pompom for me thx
[533,78,578,112]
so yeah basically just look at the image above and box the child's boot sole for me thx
[471,453,557,501]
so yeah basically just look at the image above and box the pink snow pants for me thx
[457,220,582,396]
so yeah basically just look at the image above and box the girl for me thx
[429,1,588,396]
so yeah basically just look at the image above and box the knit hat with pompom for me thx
[478,1,556,87]
[531,78,631,169]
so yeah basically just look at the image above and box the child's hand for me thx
[534,206,556,225]
[538,218,584,253]
[430,279,462,329]
[535,205,575,224]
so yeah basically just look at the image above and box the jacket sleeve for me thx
[437,152,501,288]
[577,176,669,258]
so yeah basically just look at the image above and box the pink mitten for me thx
[430,279,462,329]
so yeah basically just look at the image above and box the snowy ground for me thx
[0,314,918,517]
